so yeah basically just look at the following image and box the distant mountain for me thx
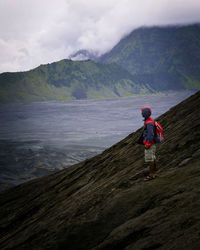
[69,49,99,61]
[0,90,200,249]
[100,24,200,90]
[0,59,153,103]
[1,24,200,104]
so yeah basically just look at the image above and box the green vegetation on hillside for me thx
[0,59,152,103]
[1,24,200,103]
[100,24,200,90]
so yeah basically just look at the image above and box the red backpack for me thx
[154,121,164,143]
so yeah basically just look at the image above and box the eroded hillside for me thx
[0,91,200,249]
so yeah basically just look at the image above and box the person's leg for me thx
[144,145,157,180]
[149,160,157,178]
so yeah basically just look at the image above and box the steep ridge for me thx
[0,91,200,249]
[100,24,200,90]
[0,59,152,104]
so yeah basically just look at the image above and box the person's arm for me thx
[143,123,154,148]
[137,131,144,144]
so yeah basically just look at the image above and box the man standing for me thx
[140,107,157,181]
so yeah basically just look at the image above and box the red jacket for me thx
[141,107,155,147]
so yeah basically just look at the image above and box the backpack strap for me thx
[144,117,155,126]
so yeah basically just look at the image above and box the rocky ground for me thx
[0,91,200,249]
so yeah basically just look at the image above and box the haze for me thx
[0,0,200,73]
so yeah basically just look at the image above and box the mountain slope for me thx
[0,59,152,104]
[0,91,200,249]
[100,24,200,90]
[2,24,200,104]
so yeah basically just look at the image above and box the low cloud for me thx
[0,0,200,73]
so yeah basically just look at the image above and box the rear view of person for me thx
[140,107,157,181]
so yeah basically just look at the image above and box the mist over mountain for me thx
[69,50,99,61]
[0,24,200,103]
[99,24,200,90]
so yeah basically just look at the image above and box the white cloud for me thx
[0,0,200,73]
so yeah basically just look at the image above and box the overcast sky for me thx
[0,0,200,73]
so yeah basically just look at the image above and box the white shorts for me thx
[144,144,156,163]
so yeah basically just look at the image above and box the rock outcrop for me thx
[0,91,200,249]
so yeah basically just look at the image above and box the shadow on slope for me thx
[0,91,200,250]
